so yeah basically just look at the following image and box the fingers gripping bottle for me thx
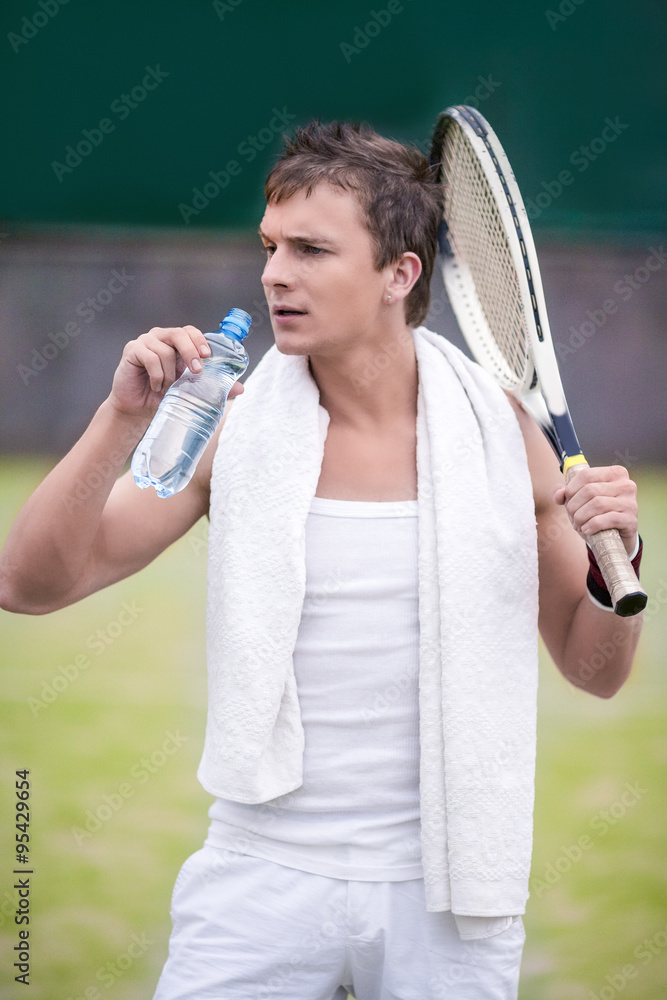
[131,308,251,497]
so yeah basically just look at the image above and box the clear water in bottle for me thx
[131,308,251,497]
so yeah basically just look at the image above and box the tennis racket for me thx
[429,104,646,617]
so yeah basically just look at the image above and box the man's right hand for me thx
[0,324,245,614]
[109,325,245,419]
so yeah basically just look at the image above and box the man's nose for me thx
[261,248,292,289]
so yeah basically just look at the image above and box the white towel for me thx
[199,325,539,916]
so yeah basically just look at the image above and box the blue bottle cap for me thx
[219,308,252,342]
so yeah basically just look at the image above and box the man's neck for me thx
[307,323,418,432]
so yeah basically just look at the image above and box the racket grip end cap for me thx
[613,590,648,618]
[587,528,647,619]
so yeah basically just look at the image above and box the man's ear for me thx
[386,251,422,304]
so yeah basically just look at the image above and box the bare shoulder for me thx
[504,392,562,512]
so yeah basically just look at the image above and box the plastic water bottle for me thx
[131,308,251,497]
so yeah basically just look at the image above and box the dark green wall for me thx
[1,0,665,233]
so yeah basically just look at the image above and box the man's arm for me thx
[0,326,242,615]
[509,397,643,698]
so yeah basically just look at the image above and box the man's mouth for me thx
[272,306,307,316]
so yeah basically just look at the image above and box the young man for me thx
[0,123,642,999]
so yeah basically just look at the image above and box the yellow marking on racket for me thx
[563,454,588,474]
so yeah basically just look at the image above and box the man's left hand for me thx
[552,464,639,556]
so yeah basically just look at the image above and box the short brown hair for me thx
[264,121,442,327]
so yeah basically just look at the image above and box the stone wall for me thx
[1,227,664,464]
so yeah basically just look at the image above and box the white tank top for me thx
[206,495,423,880]
[206,495,515,939]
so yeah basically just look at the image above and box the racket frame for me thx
[430,104,647,617]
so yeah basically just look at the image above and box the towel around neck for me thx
[199,325,539,916]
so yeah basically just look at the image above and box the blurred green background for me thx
[1,0,666,997]
[1,0,665,232]
[1,463,666,999]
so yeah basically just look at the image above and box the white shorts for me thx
[152,845,525,1000]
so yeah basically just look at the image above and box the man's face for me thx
[259,182,392,357]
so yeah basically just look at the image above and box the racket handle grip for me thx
[565,465,647,617]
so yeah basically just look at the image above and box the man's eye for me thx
[262,245,276,256]
[304,246,325,255]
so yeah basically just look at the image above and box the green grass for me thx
[524,467,667,1000]
[1,459,666,999]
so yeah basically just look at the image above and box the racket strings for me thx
[441,123,530,387]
